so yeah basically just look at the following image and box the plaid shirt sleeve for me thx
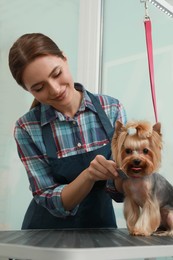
[102,98,127,202]
[96,94,127,127]
[14,122,79,218]
[106,180,124,202]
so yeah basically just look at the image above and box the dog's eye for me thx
[143,148,149,154]
[125,148,132,154]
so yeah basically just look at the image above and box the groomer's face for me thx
[23,55,75,111]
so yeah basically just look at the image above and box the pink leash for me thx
[144,18,158,123]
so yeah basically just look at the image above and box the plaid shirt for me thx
[14,84,127,217]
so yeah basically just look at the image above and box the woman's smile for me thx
[50,88,67,101]
[22,55,82,117]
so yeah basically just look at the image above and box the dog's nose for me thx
[133,159,141,165]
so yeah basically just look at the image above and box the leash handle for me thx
[144,19,158,123]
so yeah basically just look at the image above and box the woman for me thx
[8,33,127,229]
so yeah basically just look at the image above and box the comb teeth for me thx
[117,169,129,180]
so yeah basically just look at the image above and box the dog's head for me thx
[111,120,162,178]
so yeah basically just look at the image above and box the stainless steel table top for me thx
[0,228,173,259]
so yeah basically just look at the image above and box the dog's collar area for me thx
[130,175,142,179]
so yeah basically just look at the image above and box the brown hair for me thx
[9,33,64,89]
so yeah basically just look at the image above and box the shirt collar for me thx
[40,83,97,126]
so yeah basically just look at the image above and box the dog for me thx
[111,120,173,236]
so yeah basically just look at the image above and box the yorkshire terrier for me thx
[111,120,173,236]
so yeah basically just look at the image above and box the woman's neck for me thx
[62,89,83,118]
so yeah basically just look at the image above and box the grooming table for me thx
[0,228,172,259]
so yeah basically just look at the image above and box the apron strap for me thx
[42,91,114,158]
[42,123,57,158]
[87,91,114,141]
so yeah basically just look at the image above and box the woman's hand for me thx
[86,155,124,193]
[86,155,119,181]
[62,155,124,210]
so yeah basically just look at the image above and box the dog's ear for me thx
[112,121,124,162]
[153,122,161,135]
[115,121,124,136]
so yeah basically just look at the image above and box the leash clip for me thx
[140,0,150,20]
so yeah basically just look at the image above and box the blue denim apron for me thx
[22,92,117,229]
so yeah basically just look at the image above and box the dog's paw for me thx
[153,230,173,236]
[131,229,151,236]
